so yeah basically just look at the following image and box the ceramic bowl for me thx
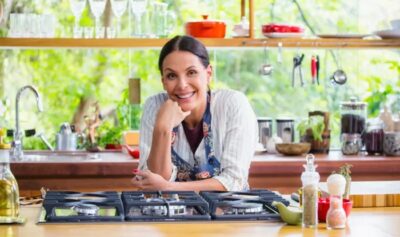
[275,143,311,156]
[318,197,353,222]
[383,132,400,156]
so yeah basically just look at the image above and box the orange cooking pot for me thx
[185,15,226,38]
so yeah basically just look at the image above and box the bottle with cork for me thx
[0,128,20,222]
[326,173,347,229]
[301,154,320,228]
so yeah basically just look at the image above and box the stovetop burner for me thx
[200,190,290,220]
[122,191,210,221]
[71,203,100,216]
[40,191,124,222]
[38,189,289,223]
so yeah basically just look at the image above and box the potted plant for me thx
[297,111,331,153]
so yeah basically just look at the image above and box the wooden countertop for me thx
[10,150,400,196]
[1,206,400,237]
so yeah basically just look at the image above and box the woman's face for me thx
[161,50,212,112]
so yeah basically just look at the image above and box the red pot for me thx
[185,15,226,38]
[318,197,353,222]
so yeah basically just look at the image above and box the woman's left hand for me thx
[131,169,172,191]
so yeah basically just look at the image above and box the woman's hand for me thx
[131,169,172,191]
[155,99,191,131]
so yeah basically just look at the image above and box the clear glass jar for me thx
[0,149,20,219]
[365,119,384,155]
[341,133,362,155]
[257,117,273,149]
[340,98,367,135]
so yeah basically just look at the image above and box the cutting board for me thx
[320,181,400,208]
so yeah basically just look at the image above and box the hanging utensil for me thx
[330,50,347,85]
[292,53,304,87]
[316,55,320,85]
[311,55,317,84]
[259,41,273,76]
[277,42,283,64]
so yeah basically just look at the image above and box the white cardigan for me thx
[138,89,258,191]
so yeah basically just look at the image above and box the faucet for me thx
[10,85,43,160]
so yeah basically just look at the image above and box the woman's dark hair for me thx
[158,35,210,75]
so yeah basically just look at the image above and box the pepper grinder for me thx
[326,174,347,229]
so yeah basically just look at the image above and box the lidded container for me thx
[257,117,272,149]
[340,97,367,135]
[301,154,320,228]
[0,148,20,219]
[365,118,384,155]
[276,118,295,143]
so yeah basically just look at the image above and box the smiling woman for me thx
[133,35,258,192]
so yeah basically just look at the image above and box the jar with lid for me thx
[257,117,272,149]
[276,118,294,143]
[0,148,20,219]
[340,97,367,135]
[365,118,384,155]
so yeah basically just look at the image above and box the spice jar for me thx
[365,118,384,155]
[326,174,347,229]
[341,133,362,155]
[340,97,367,135]
[301,154,320,228]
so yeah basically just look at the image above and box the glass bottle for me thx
[0,148,20,220]
[326,174,346,229]
[365,118,384,155]
[301,154,320,228]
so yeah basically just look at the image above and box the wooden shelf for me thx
[0,37,399,49]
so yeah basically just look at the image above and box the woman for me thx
[132,35,257,191]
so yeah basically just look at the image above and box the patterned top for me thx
[138,89,258,191]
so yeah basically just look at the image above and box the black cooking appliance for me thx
[39,189,289,223]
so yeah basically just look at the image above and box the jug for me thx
[55,123,78,151]
[148,2,176,38]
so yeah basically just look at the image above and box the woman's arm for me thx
[132,169,226,191]
[142,98,190,180]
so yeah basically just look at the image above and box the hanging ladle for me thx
[259,41,273,76]
[330,50,347,85]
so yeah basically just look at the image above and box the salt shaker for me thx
[301,154,320,228]
[326,174,347,229]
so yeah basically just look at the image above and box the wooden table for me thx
[10,150,400,196]
[1,207,399,237]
